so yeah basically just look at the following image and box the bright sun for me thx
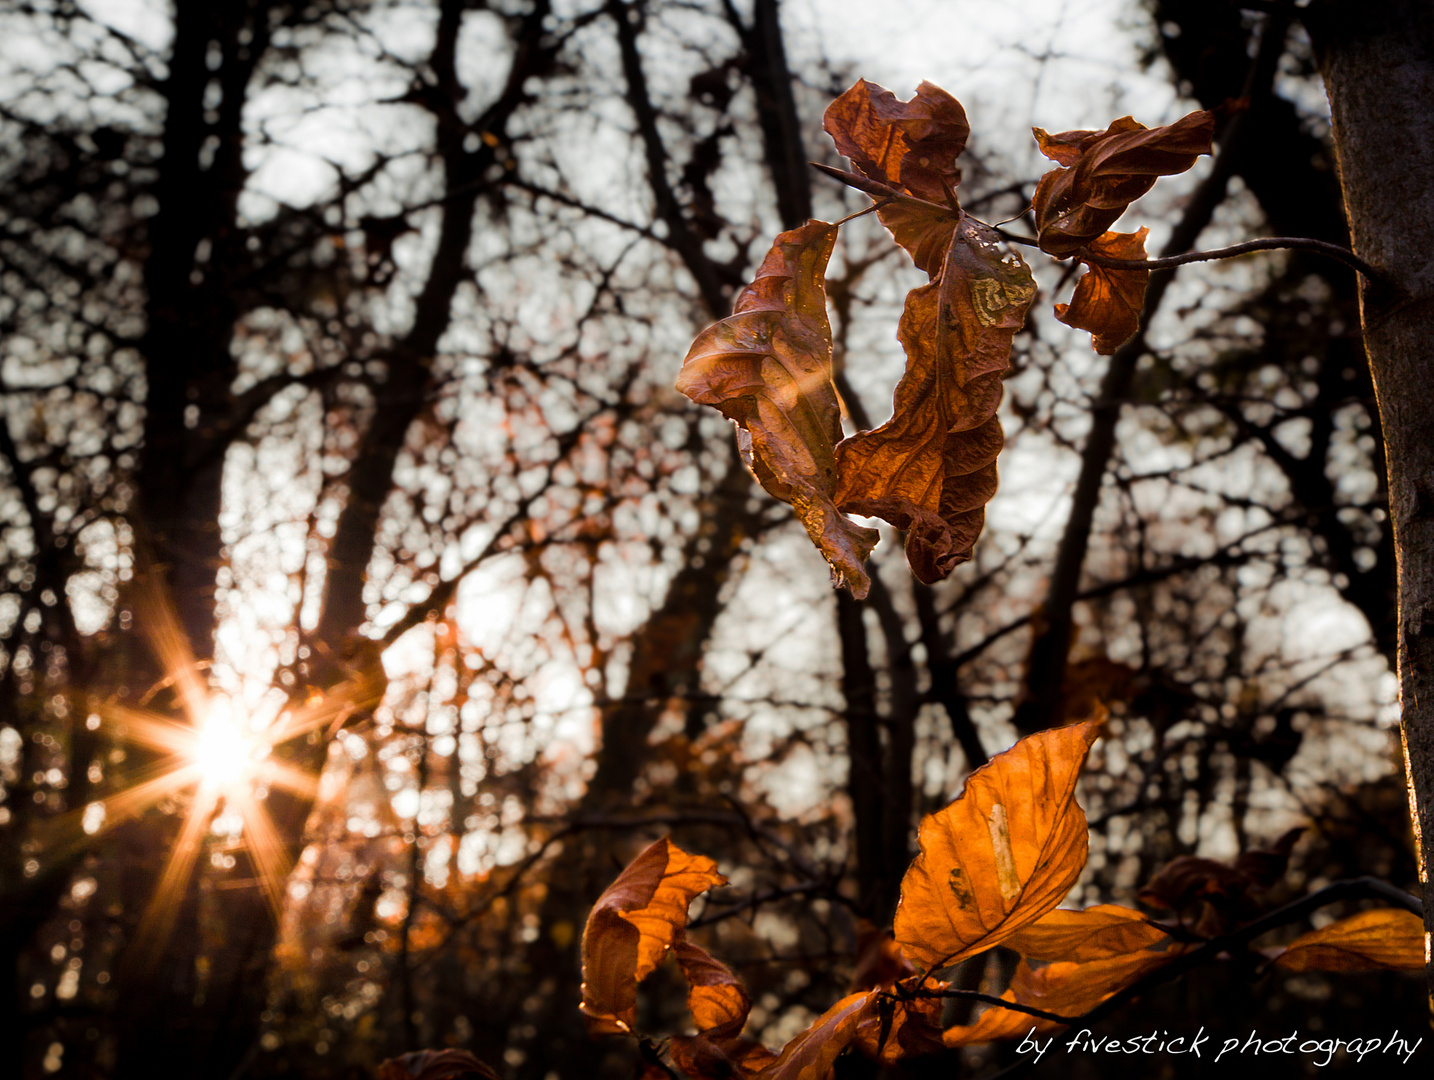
[193,699,259,794]
[52,576,388,956]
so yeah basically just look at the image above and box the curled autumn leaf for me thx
[580,837,726,1035]
[823,79,968,206]
[677,221,879,598]
[1032,110,1215,259]
[854,992,945,1065]
[674,932,751,1039]
[1274,908,1425,972]
[1003,903,1172,962]
[757,991,875,1080]
[376,1050,500,1080]
[822,80,969,276]
[1054,228,1150,354]
[893,718,1104,972]
[834,217,1035,584]
[669,1034,777,1080]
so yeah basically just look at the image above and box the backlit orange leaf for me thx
[670,1034,777,1080]
[1032,110,1214,259]
[580,837,726,1035]
[942,944,1185,1046]
[1055,229,1150,354]
[1274,908,1425,972]
[1003,903,1172,962]
[893,719,1103,972]
[674,933,751,1039]
[756,991,875,1080]
[834,217,1035,584]
[677,221,880,597]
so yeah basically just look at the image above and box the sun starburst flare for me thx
[37,573,388,958]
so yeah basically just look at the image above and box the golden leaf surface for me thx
[579,837,726,1035]
[677,221,879,597]
[1275,908,1425,972]
[942,944,1185,1046]
[1003,903,1172,962]
[674,933,751,1039]
[834,217,1035,584]
[893,719,1103,972]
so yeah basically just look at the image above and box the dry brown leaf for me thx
[823,79,968,206]
[580,837,726,1035]
[670,1034,777,1080]
[822,80,970,277]
[849,922,917,992]
[677,220,879,597]
[1003,903,1171,962]
[376,1050,500,1080]
[893,719,1103,972]
[674,933,751,1039]
[1055,229,1150,354]
[1275,908,1425,972]
[1032,110,1215,259]
[1139,826,1302,938]
[755,992,875,1080]
[835,217,1035,584]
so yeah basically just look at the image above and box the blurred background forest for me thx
[0,0,1423,1077]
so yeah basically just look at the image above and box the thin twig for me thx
[992,229,1382,282]
[1075,236,1383,281]
[811,166,1382,285]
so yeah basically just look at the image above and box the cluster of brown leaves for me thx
[678,81,1035,595]
[678,81,1215,595]
[1031,110,1214,352]
[577,718,1422,1079]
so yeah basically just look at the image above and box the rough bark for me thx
[1315,0,1434,1011]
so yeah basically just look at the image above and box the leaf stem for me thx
[832,199,891,227]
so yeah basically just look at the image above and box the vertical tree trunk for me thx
[1315,0,1434,1010]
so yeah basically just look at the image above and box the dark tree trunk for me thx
[1314,0,1434,1010]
